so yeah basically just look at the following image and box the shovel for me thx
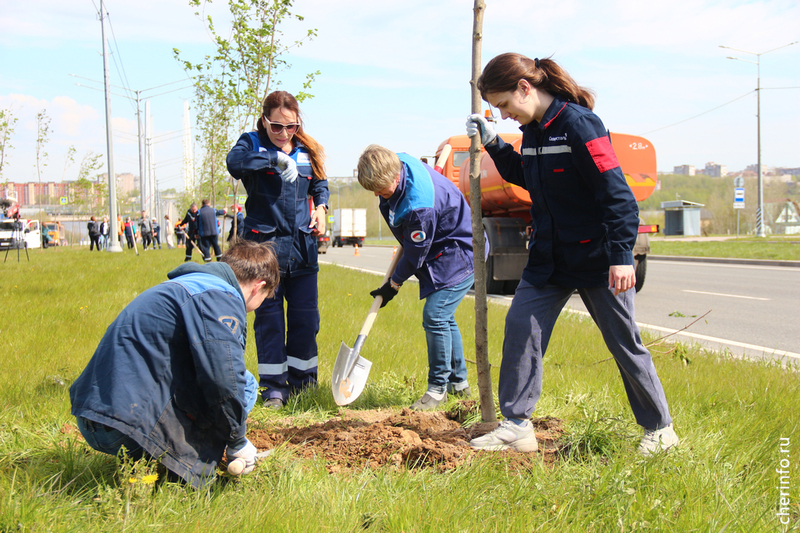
[331,246,404,406]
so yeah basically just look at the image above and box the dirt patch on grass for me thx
[247,404,565,473]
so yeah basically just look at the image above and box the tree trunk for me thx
[469,0,495,423]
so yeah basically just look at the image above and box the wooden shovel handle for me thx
[359,246,404,337]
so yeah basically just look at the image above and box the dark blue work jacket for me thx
[70,262,251,489]
[226,132,329,277]
[198,206,226,237]
[486,96,639,288]
[381,154,475,299]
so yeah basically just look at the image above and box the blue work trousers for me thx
[422,274,473,394]
[254,272,320,401]
[499,279,672,430]
[77,371,258,458]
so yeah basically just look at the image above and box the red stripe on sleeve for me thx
[585,136,620,173]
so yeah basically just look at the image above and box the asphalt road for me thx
[319,244,800,364]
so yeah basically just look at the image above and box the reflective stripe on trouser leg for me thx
[577,286,672,429]
[254,272,320,400]
[254,279,289,400]
[284,272,320,393]
[185,237,197,261]
[498,281,574,420]
[422,274,473,394]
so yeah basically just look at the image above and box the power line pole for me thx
[100,0,122,252]
[721,41,798,238]
[136,90,146,214]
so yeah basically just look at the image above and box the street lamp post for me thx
[720,41,797,238]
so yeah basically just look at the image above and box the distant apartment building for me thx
[97,172,138,196]
[775,167,800,177]
[2,179,107,208]
[2,181,70,205]
[701,162,726,178]
[673,165,695,176]
[745,164,777,176]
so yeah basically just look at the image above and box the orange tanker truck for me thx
[434,132,659,294]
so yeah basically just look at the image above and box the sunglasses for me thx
[263,117,300,135]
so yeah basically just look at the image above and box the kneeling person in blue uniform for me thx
[357,144,476,410]
[70,240,280,488]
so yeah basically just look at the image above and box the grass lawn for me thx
[0,246,798,531]
[651,236,800,261]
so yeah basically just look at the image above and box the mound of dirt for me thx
[247,405,565,473]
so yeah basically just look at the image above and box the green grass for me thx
[1,246,799,531]
[651,237,800,261]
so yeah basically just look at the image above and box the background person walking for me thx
[164,214,175,249]
[139,211,153,251]
[123,217,136,249]
[87,216,101,251]
[180,203,201,262]
[152,218,162,249]
[99,216,110,250]
[466,53,677,455]
[198,199,226,262]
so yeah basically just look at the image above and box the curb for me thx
[649,255,800,268]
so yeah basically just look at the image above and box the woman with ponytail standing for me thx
[226,91,329,409]
[466,54,677,456]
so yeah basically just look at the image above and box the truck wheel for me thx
[503,279,519,295]
[485,256,504,295]
[634,255,647,292]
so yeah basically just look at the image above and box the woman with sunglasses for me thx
[227,90,329,409]
[465,53,678,455]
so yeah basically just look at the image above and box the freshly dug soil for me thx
[247,403,566,473]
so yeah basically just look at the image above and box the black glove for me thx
[370,282,398,308]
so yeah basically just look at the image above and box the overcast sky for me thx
[1,0,798,188]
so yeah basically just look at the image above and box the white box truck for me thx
[332,208,366,247]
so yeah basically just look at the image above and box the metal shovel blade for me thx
[331,340,372,406]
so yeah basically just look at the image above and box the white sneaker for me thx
[639,424,679,456]
[470,419,538,452]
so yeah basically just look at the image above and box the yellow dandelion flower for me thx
[128,477,137,484]
[142,474,158,485]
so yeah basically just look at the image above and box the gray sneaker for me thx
[448,385,472,398]
[470,419,538,452]
[639,424,679,456]
[263,398,284,410]
[409,392,446,411]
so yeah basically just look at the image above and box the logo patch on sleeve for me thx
[219,316,240,335]
[410,230,427,243]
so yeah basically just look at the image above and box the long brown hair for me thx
[256,91,326,180]
[477,53,595,110]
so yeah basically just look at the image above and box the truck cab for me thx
[0,219,42,250]
[435,132,658,294]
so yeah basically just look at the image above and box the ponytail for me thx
[478,53,595,110]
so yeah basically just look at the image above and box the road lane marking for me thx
[682,290,770,301]
[562,308,799,361]
[322,261,798,362]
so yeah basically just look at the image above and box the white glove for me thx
[226,439,257,475]
[275,152,298,184]
[465,113,497,146]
